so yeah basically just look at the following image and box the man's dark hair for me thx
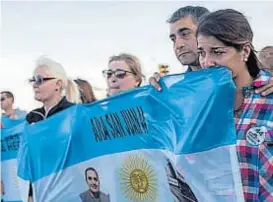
[260,46,273,57]
[260,46,273,52]
[167,6,210,24]
[85,167,99,181]
[197,9,260,78]
[1,91,14,103]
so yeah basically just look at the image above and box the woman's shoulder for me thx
[26,107,45,124]
[60,98,74,109]
[25,97,75,124]
[48,97,75,116]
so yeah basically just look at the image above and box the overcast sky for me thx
[1,1,273,111]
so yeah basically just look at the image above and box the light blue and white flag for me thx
[1,109,27,129]
[1,120,26,202]
[17,67,244,202]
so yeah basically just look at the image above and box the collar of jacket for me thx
[26,97,74,123]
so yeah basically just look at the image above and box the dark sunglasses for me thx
[87,176,98,181]
[102,69,136,79]
[1,97,6,102]
[28,76,56,85]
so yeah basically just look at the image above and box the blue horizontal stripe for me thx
[4,201,22,202]
[18,67,237,181]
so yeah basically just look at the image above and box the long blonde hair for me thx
[34,56,81,103]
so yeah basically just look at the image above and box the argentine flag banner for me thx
[17,67,244,202]
[1,120,26,202]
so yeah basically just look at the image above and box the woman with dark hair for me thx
[74,78,97,103]
[196,9,273,201]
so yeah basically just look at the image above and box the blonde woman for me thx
[26,56,81,123]
[103,53,145,96]
[25,56,81,200]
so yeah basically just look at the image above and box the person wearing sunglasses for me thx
[25,56,81,201]
[80,167,110,202]
[1,91,27,129]
[26,56,81,124]
[103,53,145,97]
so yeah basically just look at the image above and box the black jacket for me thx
[26,97,74,124]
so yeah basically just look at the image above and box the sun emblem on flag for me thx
[119,154,158,201]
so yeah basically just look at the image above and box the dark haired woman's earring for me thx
[244,58,248,62]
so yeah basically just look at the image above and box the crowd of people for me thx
[1,5,273,202]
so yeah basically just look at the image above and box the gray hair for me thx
[167,6,210,24]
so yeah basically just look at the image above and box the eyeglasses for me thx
[87,176,98,181]
[102,69,136,79]
[1,97,6,102]
[28,76,56,85]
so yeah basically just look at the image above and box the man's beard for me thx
[178,56,200,67]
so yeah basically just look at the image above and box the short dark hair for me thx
[85,167,99,181]
[260,46,273,52]
[259,46,273,59]
[1,91,14,103]
[260,46,273,57]
[197,9,260,78]
[167,6,210,24]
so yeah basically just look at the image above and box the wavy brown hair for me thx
[74,79,97,103]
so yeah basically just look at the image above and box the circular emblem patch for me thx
[246,126,266,146]
[119,154,158,201]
